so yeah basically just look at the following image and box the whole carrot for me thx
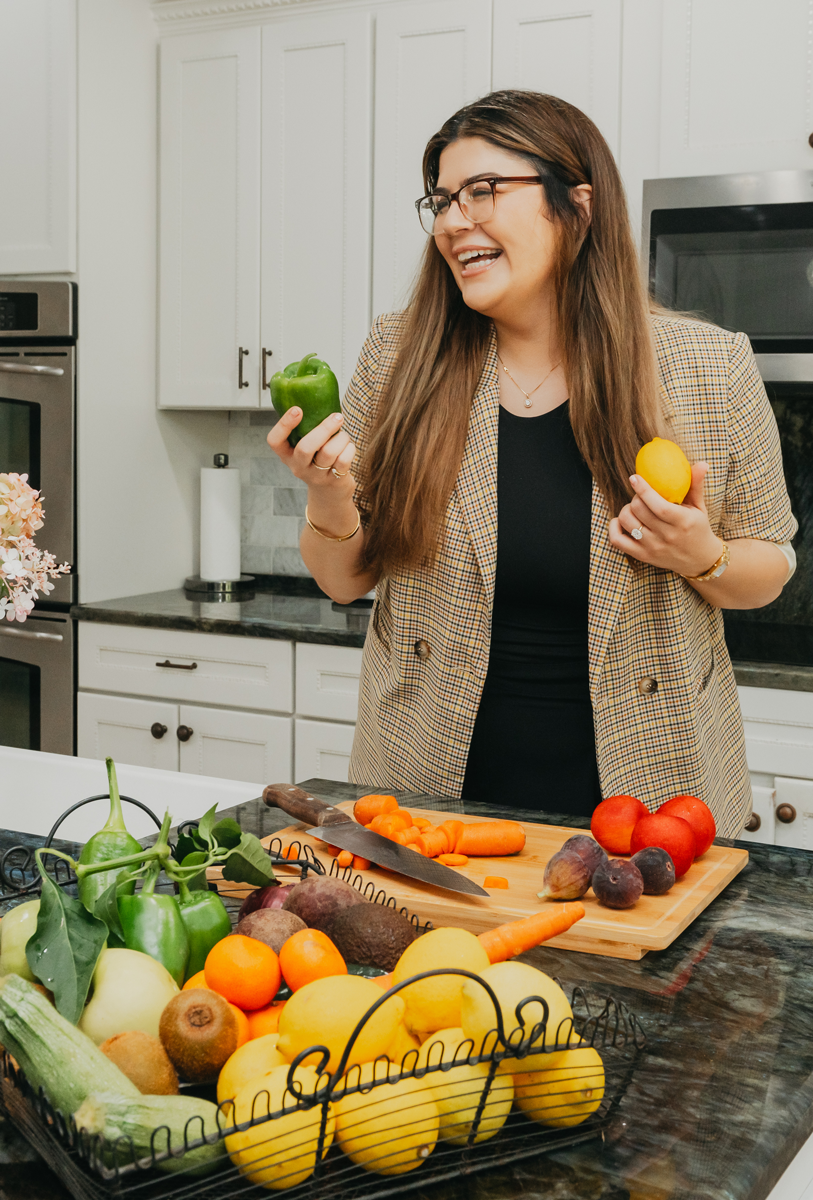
[455,821,526,857]
[353,794,398,825]
[478,903,585,963]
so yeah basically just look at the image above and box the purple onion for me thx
[237,884,296,922]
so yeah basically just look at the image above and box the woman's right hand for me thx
[266,407,356,493]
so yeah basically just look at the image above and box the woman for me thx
[267,91,796,835]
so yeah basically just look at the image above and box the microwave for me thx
[643,171,813,382]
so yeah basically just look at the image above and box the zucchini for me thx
[0,974,139,1115]
[74,1091,226,1175]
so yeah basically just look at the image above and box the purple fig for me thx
[591,859,644,909]
[536,849,591,901]
[560,834,608,881]
[630,846,675,895]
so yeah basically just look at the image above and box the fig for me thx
[536,849,590,901]
[591,859,644,909]
[559,835,607,881]
[630,846,675,895]
[237,884,296,922]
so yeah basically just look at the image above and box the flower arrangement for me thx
[0,473,70,622]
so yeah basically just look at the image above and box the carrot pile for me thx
[349,795,526,861]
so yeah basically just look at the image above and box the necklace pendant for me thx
[524,397,532,409]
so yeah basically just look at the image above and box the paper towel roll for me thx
[200,465,241,582]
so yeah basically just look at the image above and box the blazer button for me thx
[414,639,431,660]
[638,676,658,695]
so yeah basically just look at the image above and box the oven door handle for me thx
[0,362,65,377]
[0,625,64,642]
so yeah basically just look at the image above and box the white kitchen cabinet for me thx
[773,777,813,852]
[295,643,363,722]
[739,686,813,781]
[178,703,291,784]
[0,0,76,274]
[77,692,179,772]
[295,718,356,785]
[659,0,813,178]
[371,0,492,316]
[738,783,776,846]
[491,0,622,154]
[158,26,261,408]
[260,13,372,397]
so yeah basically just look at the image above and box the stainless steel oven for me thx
[0,281,76,752]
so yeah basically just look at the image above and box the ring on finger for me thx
[630,525,644,541]
[311,461,332,471]
[331,467,349,478]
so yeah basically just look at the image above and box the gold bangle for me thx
[305,505,361,542]
[683,540,730,581]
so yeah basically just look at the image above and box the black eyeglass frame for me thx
[415,175,544,235]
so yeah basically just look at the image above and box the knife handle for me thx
[262,783,351,827]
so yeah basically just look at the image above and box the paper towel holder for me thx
[185,454,255,601]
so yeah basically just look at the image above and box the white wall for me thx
[76,0,228,603]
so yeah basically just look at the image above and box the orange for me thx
[230,1002,250,1047]
[204,934,281,1011]
[247,1001,286,1039]
[279,928,347,992]
[635,437,692,504]
[183,969,208,991]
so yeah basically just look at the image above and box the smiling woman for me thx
[265,91,796,833]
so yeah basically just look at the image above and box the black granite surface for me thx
[3,781,813,1200]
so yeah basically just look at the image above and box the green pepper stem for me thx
[74,845,164,878]
[296,352,317,376]
[178,878,192,903]
[102,757,129,834]
[140,860,160,897]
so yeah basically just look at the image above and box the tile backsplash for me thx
[228,410,309,576]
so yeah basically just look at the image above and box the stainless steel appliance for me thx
[0,281,76,753]
[643,170,813,383]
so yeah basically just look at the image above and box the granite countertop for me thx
[3,780,813,1200]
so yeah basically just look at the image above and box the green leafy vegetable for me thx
[220,833,276,887]
[180,851,209,892]
[211,817,242,850]
[195,805,219,850]
[173,832,201,863]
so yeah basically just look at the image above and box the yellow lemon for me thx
[225,1062,334,1189]
[387,1021,422,1069]
[513,1046,605,1127]
[460,962,574,1071]
[416,1027,513,1145]
[217,1033,286,1106]
[334,1059,439,1175]
[277,974,404,1075]
[392,928,490,1037]
[635,437,692,504]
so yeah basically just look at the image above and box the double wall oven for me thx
[0,281,76,753]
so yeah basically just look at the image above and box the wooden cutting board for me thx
[214,804,749,961]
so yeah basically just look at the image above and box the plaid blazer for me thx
[342,311,797,836]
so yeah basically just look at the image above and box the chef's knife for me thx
[262,784,489,898]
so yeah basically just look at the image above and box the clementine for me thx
[279,928,347,992]
[183,969,208,991]
[247,1001,286,1040]
[204,934,281,1011]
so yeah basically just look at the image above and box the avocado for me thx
[324,904,419,971]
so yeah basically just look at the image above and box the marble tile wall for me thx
[228,410,309,576]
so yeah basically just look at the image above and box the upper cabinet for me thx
[0,0,76,275]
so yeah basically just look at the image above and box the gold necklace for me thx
[496,352,561,408]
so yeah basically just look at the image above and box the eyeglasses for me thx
[415,176,543,236]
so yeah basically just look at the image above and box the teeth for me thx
[458,249,499,263]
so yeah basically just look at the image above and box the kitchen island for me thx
[2,779,812,1200]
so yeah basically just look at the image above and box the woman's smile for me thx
[454,243,504,277]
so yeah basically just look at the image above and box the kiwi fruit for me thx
[158,989,238,1084]
[282,875,369,933]
[235,909,306,954]
[100,1030,179,1095]
[324,904,418,971]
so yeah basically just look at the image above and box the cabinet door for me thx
[739,686,813,779]
[77,692,179,771]
[492,0,622,154]
[295,643,363,721]
[659,0,813,177]
[260,13,372,397]
[372,0,492,316]
[738,782,776,845]
[773,777,813,851]
[159,27,261,408]
[0,0,76,273]
[294,718,355,784]
[178,704,292,785]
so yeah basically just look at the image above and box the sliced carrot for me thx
[414,828,449,858]
[280,843,301,861]
[400,826,423,847]
[484,876,509,889]
[437,820,464,854]
[352,855,371,870]
[437,853,469,867]
[353,794,398,825]
[370,812,412,837]
[455,820,526,858]
[412,816,433,831]
[478,903,585,964]
[337,850,353,868]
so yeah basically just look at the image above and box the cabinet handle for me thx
[776,803,797,824]
[155,659,198,671]
[0,626,63,642]
[151,722,168,740]
[238,346,249,389]
[262,347,273,390]
[0,361,64,377]
[176,725,194,743]
[744,813,761,833]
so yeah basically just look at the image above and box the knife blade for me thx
[262,784,489,898]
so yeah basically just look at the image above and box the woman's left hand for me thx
[609,463,724,577]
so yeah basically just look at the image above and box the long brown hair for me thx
[359,90,662,576]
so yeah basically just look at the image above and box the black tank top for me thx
[462,401,601,817]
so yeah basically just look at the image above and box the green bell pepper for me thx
[77,758,143,923]
[177,881,232,980]
[118,863,190,987]
[268,352,341,446]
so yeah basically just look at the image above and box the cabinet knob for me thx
[744,813,761,833]
[176,725,194,743]
[776,803,797,824]
[150,722,168,740]
[808,132,813,148]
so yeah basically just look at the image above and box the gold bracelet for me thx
[305,505,361,542]
[683,540,730,581]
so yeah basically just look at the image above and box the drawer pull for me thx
[156,659,198,671]
[744,813,761,833]
[151,723,168,740]
[176,725,194,742]
[776,803,797,824]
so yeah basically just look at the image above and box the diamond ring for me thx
[631,526,644,541]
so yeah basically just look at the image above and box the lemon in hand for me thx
[513,1045,605,1127]
[417,1027,513,1145]
[635,437,692,504]
[335,1059,439,1175]
[392,927,490,1037]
